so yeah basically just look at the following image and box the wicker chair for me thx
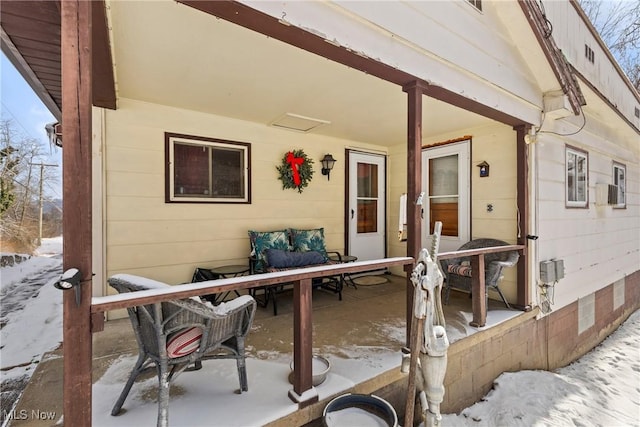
[440,238,519,308]
[108,274,256,427]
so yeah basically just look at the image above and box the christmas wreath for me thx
[276,149,314,193]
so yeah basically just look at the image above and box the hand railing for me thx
[91,256,414,408]
[438,244,525,327]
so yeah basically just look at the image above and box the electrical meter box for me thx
[553,259,565,280]
[540,261,556,282]
[540,259,565,283]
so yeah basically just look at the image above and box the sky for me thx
[1,237,638,426]
[0,53,61,199]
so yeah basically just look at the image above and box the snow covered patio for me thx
[11,273,526,427]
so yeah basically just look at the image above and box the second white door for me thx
[421,141,470,253]
[348,152,386,261]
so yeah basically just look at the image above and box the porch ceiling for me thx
[108,0,494,146]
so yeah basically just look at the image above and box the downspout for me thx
[92,108,107,299]
[529,131,540,314]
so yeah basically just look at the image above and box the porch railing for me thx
[90,256,414,409]
[438,244,526,327]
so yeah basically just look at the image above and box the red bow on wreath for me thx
[286,151,304,186]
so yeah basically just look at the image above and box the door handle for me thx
[351,209,354,219]
[421,208,424,219]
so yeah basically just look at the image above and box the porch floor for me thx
[12,273,521,427]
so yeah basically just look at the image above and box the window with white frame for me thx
[613,161,626,208]
[166,133,250,203]
[566,146,588,208]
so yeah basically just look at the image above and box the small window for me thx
[165,133,250,203]
[566,145,588,208]
[466,0,482,10]
[613,162,626,208]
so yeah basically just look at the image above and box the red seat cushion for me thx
[166,327,202,358]
[447,264,472,277]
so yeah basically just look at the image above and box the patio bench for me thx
[248,227,343,315]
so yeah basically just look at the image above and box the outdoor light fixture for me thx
[524,127,538,145]
[477,161,490,178]
[321,154,336,180]
[54,268,83,306]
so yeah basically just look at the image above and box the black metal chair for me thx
[440,238,519,308]
[108,274,256,427]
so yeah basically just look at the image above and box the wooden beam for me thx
[61,1,93,425]
[403,81,426,346]
[470,254,487,327]
[92,0,116,110]
[515,125,531,309]
[289,278,318,407]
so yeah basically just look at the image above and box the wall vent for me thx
[584,44,595,63]
[635,107,639,118]
[270,113,330,133]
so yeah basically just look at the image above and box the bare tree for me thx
[0,119,60,252]
[579,0,640,91]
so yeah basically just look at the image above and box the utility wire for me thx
[0,101,41,142]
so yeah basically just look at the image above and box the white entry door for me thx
[422,141,470,253]
[348,152,386,261]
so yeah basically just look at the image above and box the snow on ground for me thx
[0,236,63,373]
[0,237,63,426]
[1,237,639,426]
[440,309,640,427]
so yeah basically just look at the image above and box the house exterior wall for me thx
[534,116,639,311]
[95,98,385,297]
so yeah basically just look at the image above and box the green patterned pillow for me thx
[289,228,328,261]
[248,230,290,272]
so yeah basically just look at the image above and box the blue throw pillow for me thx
[266,249,326,268]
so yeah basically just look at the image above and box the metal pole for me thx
[29,162,58,246]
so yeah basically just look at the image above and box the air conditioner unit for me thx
[596,183,618,205]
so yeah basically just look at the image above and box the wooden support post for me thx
[61,1,93,425]
[515,125,530,309]
[403,81,426,347]
[470,254,487,327]
[289,278,318,406]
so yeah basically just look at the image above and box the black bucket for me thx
[323,393,398,427]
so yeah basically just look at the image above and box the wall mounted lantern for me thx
[477,161,490,177]
[321,154,337,180]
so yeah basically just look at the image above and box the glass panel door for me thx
[348,152,386,261]
[429,155,459,237]
[357,163,378,233]
[422,141,470,252]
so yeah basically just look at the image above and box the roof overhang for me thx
[177,0,526,129]
[0,0,115,121]
[518,0,586,116]
[2,0,597,133]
